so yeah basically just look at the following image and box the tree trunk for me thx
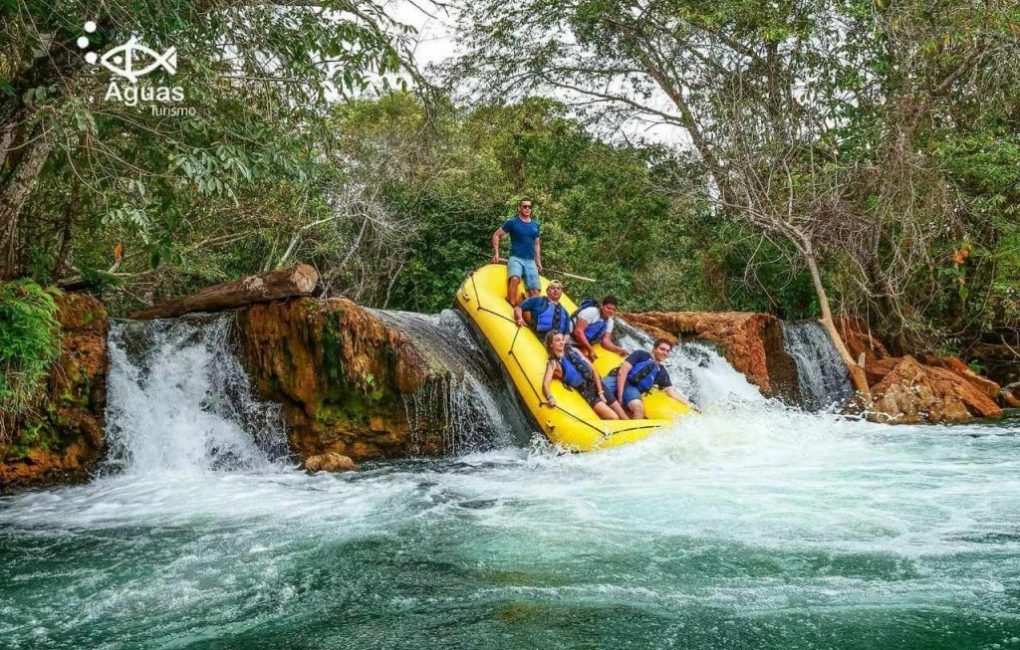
[804,249,871,397]
[0,122,52,280]
[0,122,17,171]
[129,264,320,319]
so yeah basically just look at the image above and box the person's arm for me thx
[491,227,506,263]
[542,361,557,408]
[600,331,627,357]
[660,387,685,404]
[513,304,525,327]
[615,361,633,405]
[534,237,543,272]
[573,317,596,360]
[664,386,695,409]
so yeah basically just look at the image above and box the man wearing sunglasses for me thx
[601,338,693,419]
[491,199,543,305]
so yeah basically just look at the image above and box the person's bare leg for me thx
[609,401,629,419]
[627,399,645,419]
[507,276,522,305]
[526,288,540,298]
[593,402,618,420]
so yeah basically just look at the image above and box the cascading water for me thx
[375,309,532,452]
[782,319,855,411]
[615,319,765,408]
[104,315,290,475]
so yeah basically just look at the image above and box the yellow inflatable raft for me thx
[455,264,694,451]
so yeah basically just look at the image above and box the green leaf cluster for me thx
[0,280,62,422]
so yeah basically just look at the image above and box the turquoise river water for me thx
[1,319,1019,649]
[3,410,1020,649]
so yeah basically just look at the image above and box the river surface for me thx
[3,408,1019,649]
[2,318,1019,649]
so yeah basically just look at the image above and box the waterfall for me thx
[614,320,765,408]
[104,315,289,475]
[781,320,854,411]
[374,309,533,452]
[101,307,773,474]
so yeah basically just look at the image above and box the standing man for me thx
[491,199,542,305]
[572,296,628,361]
[601,338,693,419]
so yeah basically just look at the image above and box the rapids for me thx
[1,315,1018,649]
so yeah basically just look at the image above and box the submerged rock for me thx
[303,452,358,473]
[624,311,801,403]
[235,297,452,462]
[1,293,109,490]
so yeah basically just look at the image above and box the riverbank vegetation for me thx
[2,1,1018,386]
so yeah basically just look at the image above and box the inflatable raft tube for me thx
[455,263,694,451]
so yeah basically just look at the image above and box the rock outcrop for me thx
[303,452,358,473]
[829,318,1005,423]
[1,293,109,490]
[836,316,890,366]
[860,356,1002,424]
[235,297,451,462]
[624,311,801,402]
[919,355,1001,401]
[1002,382,1020,408]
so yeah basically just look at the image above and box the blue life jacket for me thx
[559,349,593,388]
[532,298,570,335]
[571,299,608,344]
[627,358,661,393]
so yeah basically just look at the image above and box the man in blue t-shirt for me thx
[601,338,692,419]
[491,199,542,305]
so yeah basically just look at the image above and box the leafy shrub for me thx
[0,280,62,425]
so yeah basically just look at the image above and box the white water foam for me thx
[615,322,765,408]
[103,316,288,477]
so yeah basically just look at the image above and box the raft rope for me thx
[467,268,653,440]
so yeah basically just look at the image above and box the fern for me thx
[0,280,62,428]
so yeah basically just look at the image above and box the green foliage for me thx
[332,95,729,313]
[4,0,1018,364]
[452,0,1020,355]
[0,281,62,420]
[2,0,417,292]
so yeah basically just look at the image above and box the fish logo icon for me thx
[98,36,177,83]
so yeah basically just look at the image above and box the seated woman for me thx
[541,332,619,420]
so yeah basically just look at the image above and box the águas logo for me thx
[78,21,193,115]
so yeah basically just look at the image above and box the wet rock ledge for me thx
[235,297,451,463]
[1,293,109,490]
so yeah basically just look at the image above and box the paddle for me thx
[490,257,597,283]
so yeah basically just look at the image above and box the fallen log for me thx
[129,264,318,320]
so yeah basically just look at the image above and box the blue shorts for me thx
[507,256,541,291]
[601,375,642,406]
